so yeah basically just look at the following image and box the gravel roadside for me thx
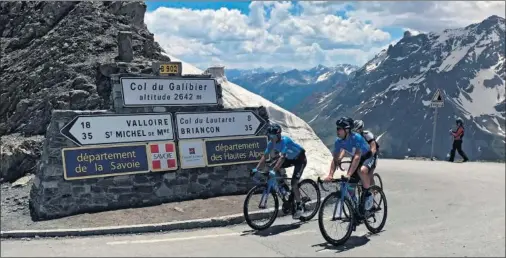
[1,178,247,231]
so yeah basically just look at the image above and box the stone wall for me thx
[29,67,271,221]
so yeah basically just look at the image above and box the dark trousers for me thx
[449,140,469,161]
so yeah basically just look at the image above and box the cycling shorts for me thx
[350,151,376,183]
[280,149,307,180]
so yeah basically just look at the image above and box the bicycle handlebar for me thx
[337,160,351,171]
[317,160,353,192]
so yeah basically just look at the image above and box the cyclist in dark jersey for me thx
[353,119,379,185]
[324,117,375,210]
[252,123,307,219]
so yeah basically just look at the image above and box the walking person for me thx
[448,118,469,162]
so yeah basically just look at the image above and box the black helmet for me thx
[267,123,282,134]
[336,116,353,129]
[353,120,364,131]
[456,118,463,125]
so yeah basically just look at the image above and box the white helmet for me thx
[353,120,364,131]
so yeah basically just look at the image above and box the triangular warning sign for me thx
[431,89,443,102]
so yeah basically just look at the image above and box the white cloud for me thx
[145,1,504,70]
[347,1,506,33]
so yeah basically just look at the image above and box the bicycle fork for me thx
[331,183,347,221]
[258,179,276,209]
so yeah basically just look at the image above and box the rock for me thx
[0,1,170,137]
[12,174,35,187]
[173,206,184,213]
[0,134,44,182]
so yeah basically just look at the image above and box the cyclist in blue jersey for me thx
[252,123,307,219]
[324,117,375,211]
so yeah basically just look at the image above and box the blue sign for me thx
[62,144,149,180]
[205,136,268,167]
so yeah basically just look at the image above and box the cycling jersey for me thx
[361,130,375,142]
[361,130,380,152]
[265,136,305,160]
[333,132,370,157]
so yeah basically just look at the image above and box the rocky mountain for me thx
[0,1,333,182]
[225,64,358,111]
[299,15,505,161]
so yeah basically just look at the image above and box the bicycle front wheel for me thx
[243,184,279,231]
[318,192,355,246]
[298,178,321,222]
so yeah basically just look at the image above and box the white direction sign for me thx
[430,88,444,108]
[120,77,218,107]
[175,111,266,139]
[60,113,174,146]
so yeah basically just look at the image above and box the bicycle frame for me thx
[252,171,292,208]
[333,179,360,220]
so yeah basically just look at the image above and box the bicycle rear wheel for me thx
[373,173,383,189]
[318,192,355,246]
[243,184,279,231]
[298,179,321,222]
[364,185,387,234]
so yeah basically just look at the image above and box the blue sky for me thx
[144,1,505,70]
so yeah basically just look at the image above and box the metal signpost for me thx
[60,113,174,146]
[430,88,444,160]
[175,111,266,139]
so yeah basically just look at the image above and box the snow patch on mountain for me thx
[316,71,332,82]
[438,44,473,72]
[453,68,505,120]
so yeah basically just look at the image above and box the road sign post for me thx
[175,111,266,139]
[430,89,444,160]
[60,113,175,146]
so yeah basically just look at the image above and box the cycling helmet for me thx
[336,116,353,129]
[267,123,282,135]
[353,120,364,131]
[456,118,463,125]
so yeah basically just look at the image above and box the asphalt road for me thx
[2,159,505,257]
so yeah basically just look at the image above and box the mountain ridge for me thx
[225,64,359,110]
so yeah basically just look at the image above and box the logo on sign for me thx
[148,142,178,171]
[189,148,195,154]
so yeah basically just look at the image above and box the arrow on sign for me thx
[60,113,175,146]
[175,111,267,139]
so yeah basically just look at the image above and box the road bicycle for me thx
[243,157,321,231]
[317,160,388,246]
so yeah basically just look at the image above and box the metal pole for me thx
[430,107,438,160]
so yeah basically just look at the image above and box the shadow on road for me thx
[311,231,385,253]
[312,235,370,253]
[240,221,304,237]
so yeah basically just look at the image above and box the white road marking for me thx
[106,229,316,245]
[106,232,241,245]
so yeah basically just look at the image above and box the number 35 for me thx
[82,132,93,140]
[245,125,252,131]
